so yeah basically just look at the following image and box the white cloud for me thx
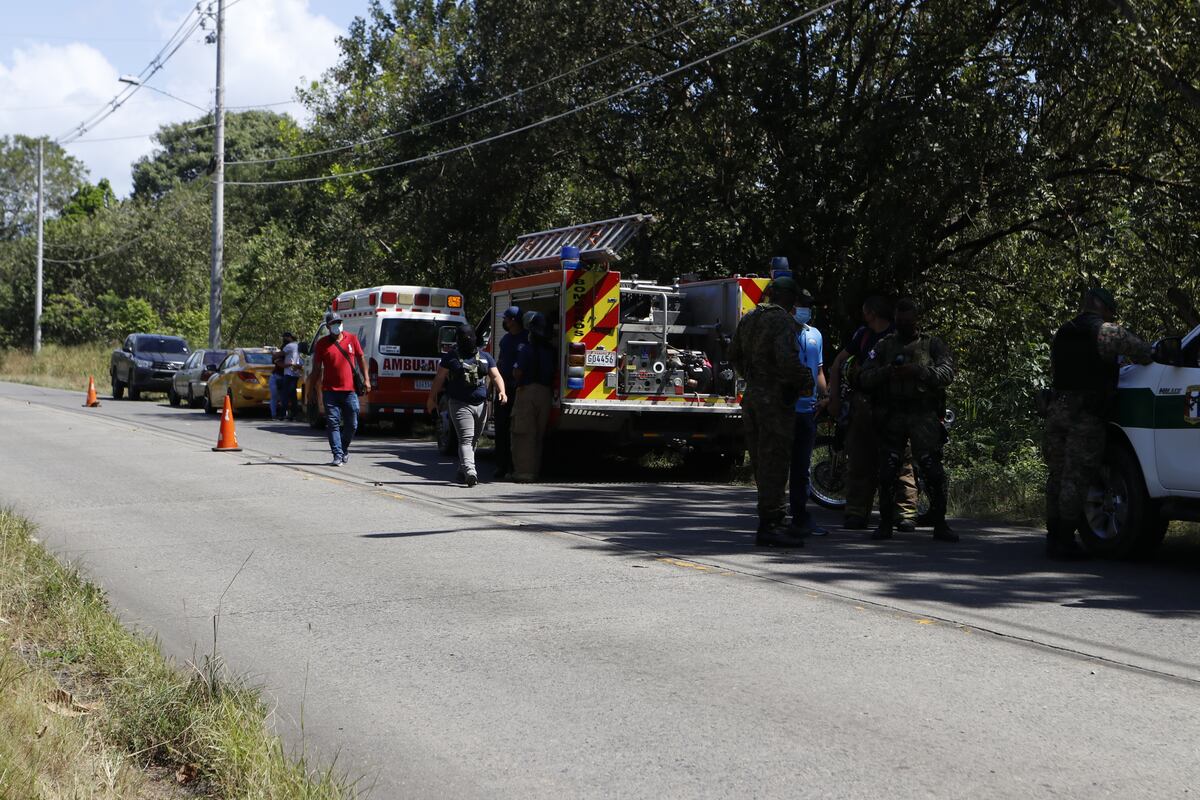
[0,0,344,196]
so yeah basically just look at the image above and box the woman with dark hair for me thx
[426,324,507,486]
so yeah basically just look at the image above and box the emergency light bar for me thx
[492,214,654,275]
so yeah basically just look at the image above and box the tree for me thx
[0,136,88,240]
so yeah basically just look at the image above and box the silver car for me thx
[169,348,230,408]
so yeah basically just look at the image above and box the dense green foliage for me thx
[1,0,1198,496]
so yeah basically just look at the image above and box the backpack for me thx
[451,353,487,398]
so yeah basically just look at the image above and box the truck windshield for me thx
[379,320,458,355]
[136,337,188,354]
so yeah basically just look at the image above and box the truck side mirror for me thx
[1152,336,1183,366]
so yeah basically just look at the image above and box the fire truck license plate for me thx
[585,350,618,368]
[414,379,433,390]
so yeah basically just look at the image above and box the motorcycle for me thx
[808,406,956,516]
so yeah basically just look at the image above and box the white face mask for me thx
[794,307,812,326]
[330,323,343,335]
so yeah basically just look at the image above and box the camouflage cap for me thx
[1087,286,1117,313]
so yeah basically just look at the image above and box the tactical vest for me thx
[451,354,486,397]
[878,334,942,407]
[1051,313,1117,394]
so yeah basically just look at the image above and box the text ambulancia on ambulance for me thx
[302,285,466,424]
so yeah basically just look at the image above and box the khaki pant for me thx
[511,384,552,478]
[844,393,917,520]
[742,386,796,527]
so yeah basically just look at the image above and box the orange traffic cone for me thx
[212,392,242,452]
[82,375,101,407]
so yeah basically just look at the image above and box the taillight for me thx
[237,371,260,384]
[369,357,379,389]
[568,342,586,367]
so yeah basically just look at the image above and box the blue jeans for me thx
[277,374,299,419]
[789,411,817,525]
[323,390,359,460]
[268,374,281,418]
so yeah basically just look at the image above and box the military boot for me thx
[1046,518,1087,560]
[871,501,894,540]
[756,520,806,548]
[925,484,957,542]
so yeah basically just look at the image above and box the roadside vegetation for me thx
[0,508,360,799]
[0,343,111,393]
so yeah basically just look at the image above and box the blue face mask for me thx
[330,323,343,336]
[794,307,812,326]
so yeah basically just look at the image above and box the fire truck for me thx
[484,214,770,464]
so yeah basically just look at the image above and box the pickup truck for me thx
[1083,322,1200,557]
[110,333,190,400]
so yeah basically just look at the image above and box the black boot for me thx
[1046,518,1087,559]
[756,520,806,548]
[871,502,894,540]
[930,517,959,543]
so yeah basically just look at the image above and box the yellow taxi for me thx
[203,348,279,415]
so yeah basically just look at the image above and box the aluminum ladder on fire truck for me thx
[491,213,654,275]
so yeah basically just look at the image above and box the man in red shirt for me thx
[305,314,371,466]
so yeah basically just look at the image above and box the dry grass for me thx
[0,509,361,800]
[0,344,112,393]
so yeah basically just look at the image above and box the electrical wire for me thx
[56,7,206,144]
[70,122,216,144]
[224,0,745,167]
[224,0,842,187]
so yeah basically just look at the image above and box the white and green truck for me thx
[1083,322,1200,556]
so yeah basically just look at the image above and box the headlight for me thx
[134,358,152,368]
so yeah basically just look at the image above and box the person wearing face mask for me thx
[306,313,371,466]
[858,298,957,542]
[788,289,830,536]
[1042,287,1152,558]
[426,325,506,487]
[728,274,814,547]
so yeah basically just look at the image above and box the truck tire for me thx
[187,386,202,409]
[168,385,181,407]
[1079,444,1166,558]
[128,379,141,401]
[203,390,217,416]
[111,373,125,400]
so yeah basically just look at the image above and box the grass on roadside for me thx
[0,508,360,800]
[0,344,112,394]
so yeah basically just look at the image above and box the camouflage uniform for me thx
[859,331,956,534]
[729,303,815,529]
[1044,315,1152,524]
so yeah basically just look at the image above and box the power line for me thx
[225,0,842,187]
[70,122,216,144]
[55,8,206,144]
[224,0,744,167]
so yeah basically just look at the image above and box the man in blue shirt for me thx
[493,306,526,479]
[511,311,556,482]
[789,289,830,535]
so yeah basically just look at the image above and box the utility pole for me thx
[34,139,44,355]
[208,0,225,349]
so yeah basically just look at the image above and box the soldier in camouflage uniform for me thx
[1044,287,1153,558]
[859,298,957,542]
[729,276,815,547]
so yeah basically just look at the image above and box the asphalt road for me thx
[2,380,1198,798]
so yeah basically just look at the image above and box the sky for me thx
[0,0,364,195]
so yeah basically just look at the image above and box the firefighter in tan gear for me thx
[510,311,556,482]
[729,276,815,547]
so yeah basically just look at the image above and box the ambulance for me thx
[301,285,467,426]
[483,214,770,467]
